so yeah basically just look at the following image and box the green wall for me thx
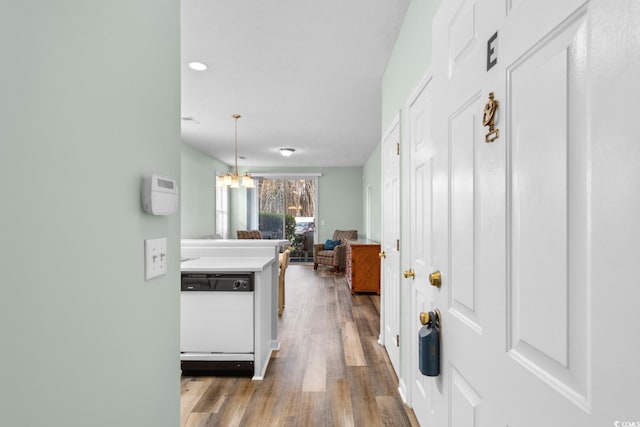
[363,144,382,242]
[180,162,364,242]
[0,2,181,426]
[364,0,441,246]
[316,167,363,242]
[382,0,441,131]
[181,144,229,238]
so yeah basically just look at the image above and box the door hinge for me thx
[397,239,400,251]
[396,334,400,347]
[396,142,400,156]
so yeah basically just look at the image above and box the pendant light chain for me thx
[217,113,255,189]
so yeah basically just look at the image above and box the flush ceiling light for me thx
[280,148,296,157]
[188,61,207,71]
[217,114,255,189]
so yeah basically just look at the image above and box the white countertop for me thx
[180,256,275,272]
[181,239,290,247]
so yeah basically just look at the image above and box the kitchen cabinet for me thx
[345,239,381,294]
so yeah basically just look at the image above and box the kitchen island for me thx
[180,241,283,380]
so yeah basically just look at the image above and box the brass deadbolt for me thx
[404,269,415,279]
[429,271,442,288]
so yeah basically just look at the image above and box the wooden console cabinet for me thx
[345,239,381,294]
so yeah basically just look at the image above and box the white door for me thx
[406,73,440,426]
[423,0,640,425]
[381,116,401,375]
[428,1,503,425]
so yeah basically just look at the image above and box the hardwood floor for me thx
[180,264,419,427]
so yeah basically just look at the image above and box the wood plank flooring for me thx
[180,264,419,427]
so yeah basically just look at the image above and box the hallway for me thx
[180,265,419,426]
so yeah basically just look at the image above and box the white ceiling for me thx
[180,0,410,168]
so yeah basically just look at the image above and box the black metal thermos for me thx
[418,316,440,377]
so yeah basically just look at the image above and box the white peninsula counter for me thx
[180,256,274,272]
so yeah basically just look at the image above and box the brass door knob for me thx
[404,269,415,279]
[420,309,441,328]
[420,311,430,325]
[429,271,442,288]
[379,251,387,259]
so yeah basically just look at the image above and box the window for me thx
[215,184,229,239]
[251,174,319,261]
[255,178,316,239]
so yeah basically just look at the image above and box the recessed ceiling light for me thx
[280,148,296,157]
[188,62,207,71]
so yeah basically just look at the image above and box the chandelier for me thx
[218,114,254,188]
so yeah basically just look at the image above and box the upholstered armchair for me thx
[313,230,358,272]
[237,230,262,239]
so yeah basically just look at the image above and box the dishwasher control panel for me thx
[181,272,254,292]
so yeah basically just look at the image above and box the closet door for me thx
[381,117,401,375]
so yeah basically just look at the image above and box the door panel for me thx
[449,94,483,332]
[449,0,478,79]
[450,365,482,427]
[381,117,401,374]
[444,92,488,427]
[506,4,589,406]
[428,1,496,426]
[407,74,439,426]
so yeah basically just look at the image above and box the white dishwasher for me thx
[180,272,254,374]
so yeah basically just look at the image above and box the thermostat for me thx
[141,174,179,215]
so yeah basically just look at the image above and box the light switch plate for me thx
[145,238,167,280]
